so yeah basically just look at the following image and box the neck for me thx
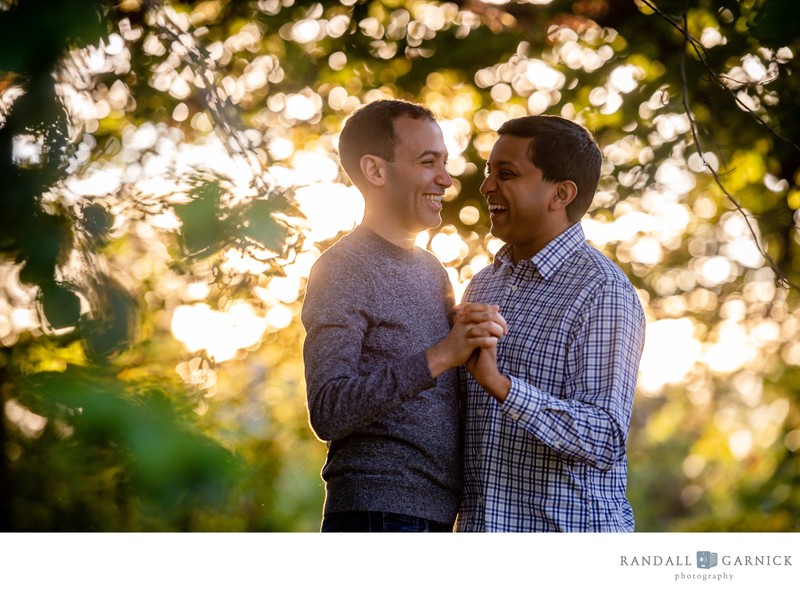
[362,212,418,251]
[510,221,573,263]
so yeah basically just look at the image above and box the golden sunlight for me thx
[638,318,703,397]
[171,301,267,362]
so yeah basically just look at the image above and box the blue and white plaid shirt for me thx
[456,223,646,532]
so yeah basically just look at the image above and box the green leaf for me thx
[81,275,137,360]
[40,283,81,330]
[174,177,230,258]
[20,366,243,512]
[0,0,106,73]
[750,0,800,46]
[239,199,287,252]
[80,204,114,247]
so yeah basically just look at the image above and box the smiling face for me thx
[380,116,452,236]
[481,134,574,262]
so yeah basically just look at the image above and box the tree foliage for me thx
[1,0,798,531]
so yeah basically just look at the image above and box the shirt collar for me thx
[492,223,585,281]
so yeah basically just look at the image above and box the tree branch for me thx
[641,0,800,153]
[644,0,798,289]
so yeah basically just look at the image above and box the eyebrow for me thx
[416,149,447,160]
[486,159,521,169]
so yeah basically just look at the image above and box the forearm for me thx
[472,368,512,402]
[464,344,511,402]
[307,355,434,441]
[500,376,628,470]
[425,341,459,379]
[306,348,434,441]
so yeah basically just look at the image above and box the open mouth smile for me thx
[488,203,508,214]
[424,193,443,207]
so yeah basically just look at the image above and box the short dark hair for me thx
[338,99,436,188]
[497,115,601,223]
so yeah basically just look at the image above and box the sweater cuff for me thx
[407,350,437,393]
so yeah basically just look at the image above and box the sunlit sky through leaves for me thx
[2,0,799,472]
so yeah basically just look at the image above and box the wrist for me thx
[482,373,511,403]
[425,342,454,379]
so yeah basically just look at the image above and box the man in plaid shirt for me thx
[456,116,646,532]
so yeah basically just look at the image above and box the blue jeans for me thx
[321,511,453,533]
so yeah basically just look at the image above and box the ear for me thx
[360,155,387,187]
[550,180,578,212]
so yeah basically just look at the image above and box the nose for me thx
[479,173,495,198]
[437,163,453,188]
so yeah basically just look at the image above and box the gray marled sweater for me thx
[301,225,461,525]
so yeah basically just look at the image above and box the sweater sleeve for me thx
[301,250,436,441]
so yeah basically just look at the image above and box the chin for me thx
[489,224,508,241]
[424,215,443,230]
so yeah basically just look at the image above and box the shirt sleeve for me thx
[499,281,645,470]
[301,251,436,442]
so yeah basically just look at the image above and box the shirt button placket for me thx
[500,268,519,312]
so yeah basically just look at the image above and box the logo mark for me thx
[697,551,718,569]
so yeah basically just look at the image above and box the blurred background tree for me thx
[1,0,798,531]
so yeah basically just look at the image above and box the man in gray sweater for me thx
[302,100,505,532]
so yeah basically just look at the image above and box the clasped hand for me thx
[451,302,506,359]
[425,302,506,378]
[456,303,512,402]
